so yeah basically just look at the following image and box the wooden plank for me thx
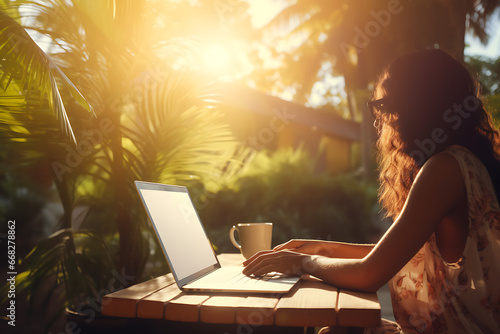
[164,293,211,322]
[275,280,338,327]
[336,289,381,328]
[101,274,175,318]
[136,282,183,319]
[101,254,382,330]
[236,295,280,326]
[199,295,247,324]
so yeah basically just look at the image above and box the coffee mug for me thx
[229,222,273,259]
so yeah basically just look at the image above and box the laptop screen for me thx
[135,182,219,286]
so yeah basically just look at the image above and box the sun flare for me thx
[203,45,230,70]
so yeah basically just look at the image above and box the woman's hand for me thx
[242,249,315,277]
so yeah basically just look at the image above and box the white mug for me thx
[229,223,273,259]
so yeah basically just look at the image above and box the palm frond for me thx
[121,71,238,186]
[0,228,116,310]
[0,10,93,144]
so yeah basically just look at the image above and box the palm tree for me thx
[450,0,500,59]
[253,0,499,105]
[4,0,243,273]
[1,0,247,330]
[0,8,93,223]
[249,0,500,174]
[0,7,104,330]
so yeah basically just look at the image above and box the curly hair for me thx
[372,49,500,219]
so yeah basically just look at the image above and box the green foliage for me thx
[0,10,93,144]
[0,228,117,332]
[466,55,500,95]
[466,55,500,126]
[196,148,379,253]
[0,172,56,263]
[487,94,500,127]
[0,1,247,332]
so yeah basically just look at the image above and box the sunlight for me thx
[203,45,230,70]
[192,38,254,80]
[246,0,287,28]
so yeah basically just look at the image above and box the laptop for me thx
[134,181,300,293]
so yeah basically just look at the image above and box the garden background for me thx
[0,0,499,333]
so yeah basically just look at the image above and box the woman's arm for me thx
[243,152,466,292]
[272,239,375,259]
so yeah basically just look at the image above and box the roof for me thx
[218,84,361,142]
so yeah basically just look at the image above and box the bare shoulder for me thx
[409,150,465,208]
[417,150,463,183]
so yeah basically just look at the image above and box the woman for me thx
[242,49,500,333]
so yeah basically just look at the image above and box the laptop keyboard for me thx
[229,271,284,284]
[183,266,300,292]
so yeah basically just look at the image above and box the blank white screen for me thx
[139,188,218,280]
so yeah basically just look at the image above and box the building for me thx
[219,84,362,174]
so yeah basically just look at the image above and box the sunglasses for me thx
[367,98,394,118]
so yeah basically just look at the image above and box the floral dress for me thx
[368,145,500,334]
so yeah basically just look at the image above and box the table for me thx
[101,254,381,333]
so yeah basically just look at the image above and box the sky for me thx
[465,17,500,58]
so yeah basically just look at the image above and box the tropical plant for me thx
[466,55,500,125]
[0,6,102,331]
[0,7,94,221]
[0,0,249,331]
[466,55,500,95]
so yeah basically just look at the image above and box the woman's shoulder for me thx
[414,149,466,196]
[422,148,463,177]
[429,145,480,178]
[437,145,500,216]
[410,150,465,205]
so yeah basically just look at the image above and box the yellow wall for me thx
[224,110,355,174]
[278,125,352,174]
[321,136,351,174]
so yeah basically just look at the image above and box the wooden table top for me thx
[101,253,381,328]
